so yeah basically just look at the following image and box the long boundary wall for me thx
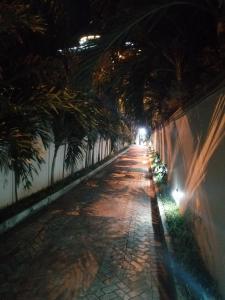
[0,137,126,210]
[152,90,225,297]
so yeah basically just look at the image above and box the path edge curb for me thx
[148,147,181,299]
[0,147,130,235]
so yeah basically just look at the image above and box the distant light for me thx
[118,51,126,59]
[139,127,146,135]
[79,35,101,45]
[172,189,184,204]
[57,34,101,54]
[79,36,88,45]
[138,127,147,145]
[125,41,134,46]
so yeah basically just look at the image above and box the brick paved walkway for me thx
[0,146,176,300]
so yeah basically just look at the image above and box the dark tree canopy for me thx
[86,0,225,126]
[0,0,224,192]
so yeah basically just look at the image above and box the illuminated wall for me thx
[152,89,225,297]
[0,138,126,209]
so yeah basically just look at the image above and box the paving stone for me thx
[116,289,126,298]
[128,289,143,298]
[86,295,99,300]
[99,293,118,300]
[139,292,152,300]
[102,285,117,294]
[94,289,105,298]
[123,295,130,300]
[0,146,175,300]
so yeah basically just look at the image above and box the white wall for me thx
[0,137,124,210]
[152,90,225,297]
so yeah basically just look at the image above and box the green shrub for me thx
[151,153,168,184]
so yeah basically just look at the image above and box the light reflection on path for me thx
[0,146,175,300]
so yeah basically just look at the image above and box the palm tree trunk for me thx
[71,164,75,175]
[105,139,108,156]
[62,144,66,179]
[14,171,18,202]
[85,144,89,168]
[92,143,95,165]
[88,146,91,167]
[101,138,104,160]
[109,139,112,154]
[98,137,101,162]
[89,148,91,166]
[51,144,59,185]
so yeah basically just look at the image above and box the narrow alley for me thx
[0,146,175,300]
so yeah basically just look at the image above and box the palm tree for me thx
[0,102,50,201]
[0,2,90,200]
[50,92,103,185]
[0,1,48,201]
[88,0,225,126]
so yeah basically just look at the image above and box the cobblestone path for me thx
[0,146,175,300]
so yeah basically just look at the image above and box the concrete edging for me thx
[0,147,130,234]
[148,147,181,299]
